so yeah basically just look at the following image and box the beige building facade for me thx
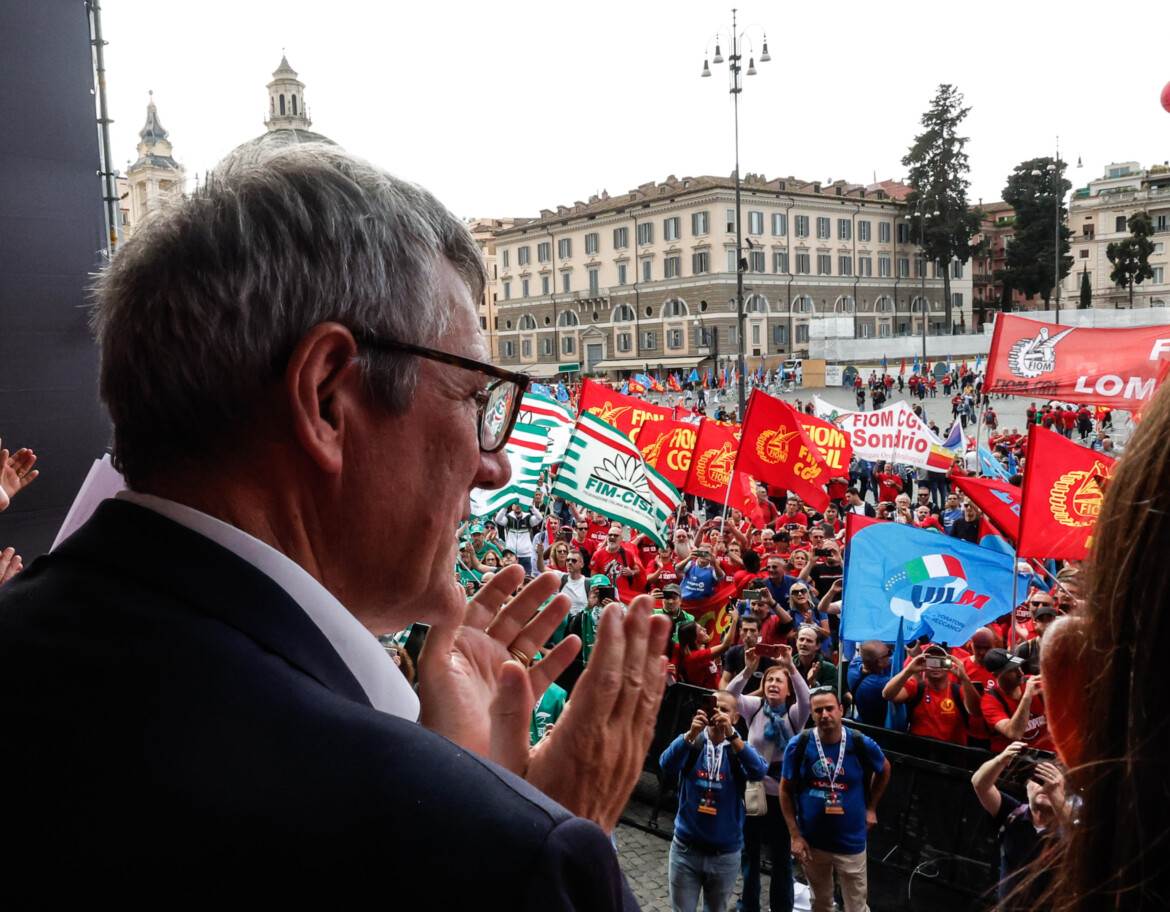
[124,92,186,235]
[1063,161,1170,309]
[467,217,519,361]
[491,173,970,377]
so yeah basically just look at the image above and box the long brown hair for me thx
[1045,381,1170,911]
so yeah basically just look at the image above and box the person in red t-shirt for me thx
[882,645,980,744]
[779,497,809,529]
[980,648,1053,753]
[675,611,738,689]
[593,525,647,603]
[873,461,904,503]
[630,530,660,570]
[584,510,612,551]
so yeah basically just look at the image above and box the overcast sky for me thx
[99,0,1170,220]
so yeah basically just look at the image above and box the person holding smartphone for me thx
[881,644,980,744]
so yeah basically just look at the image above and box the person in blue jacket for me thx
[660,691,767,912]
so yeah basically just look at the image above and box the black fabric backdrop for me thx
[0,4,112,558]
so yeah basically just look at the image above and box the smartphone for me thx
[743,588,766,601]
[597,585,616,602]
[924,656,952,669]
[1002,747,1057,787]
[785,523,798,531]
[814,547,831,557]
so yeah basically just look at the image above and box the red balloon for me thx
[1163,80,1170,113]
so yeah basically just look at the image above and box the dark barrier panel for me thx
[0,5,111,558]
[631,686,1024,912]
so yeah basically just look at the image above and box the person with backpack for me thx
[879,645,980,745]
[660,691,768,912]
[780,688,891,912]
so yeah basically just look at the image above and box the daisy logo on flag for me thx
[882,554,990,624]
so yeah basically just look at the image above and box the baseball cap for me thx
[1032,604,1058,621]
[469,523,485,534]
[589,574,611,589]
[984,648,1024,674]
[662,584,682,597]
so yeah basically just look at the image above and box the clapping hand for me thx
[0,442,38,511]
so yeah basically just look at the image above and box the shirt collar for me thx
[116,491,419,721]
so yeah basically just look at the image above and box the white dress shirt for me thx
[117,491,420,721]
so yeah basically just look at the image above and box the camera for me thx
[924,656,953,669]
[1001,747,1057,787]
[814,547,832,557]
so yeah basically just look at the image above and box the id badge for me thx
[824,791,844,815]
[698,789,719,816]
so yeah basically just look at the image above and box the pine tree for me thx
[902,84,982,334]
[1000,157,1073,308]
[1079,268,1092,309]
[1106,211,1155,308]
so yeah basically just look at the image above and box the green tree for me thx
[1106,211,1155,308]
[1079,268,1092,309]
[902,84,983,334]
[999,157,1073,308]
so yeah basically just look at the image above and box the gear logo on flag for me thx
[695,443,736,488]
[882,554,989,624]
[1006,326,1074,379]
[1049,463,1106,527]
[639,430,669,468]
[754,427,800,464]
[586,402,633,424]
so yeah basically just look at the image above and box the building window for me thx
[1157,215,1169,232]
[665,256,682,278]
[667,329,683,349]
[617,332,632,353]
[664,299,687,317]
[750,250,765,272]
[748,211,764,235]
[562,272,571,292]
[727,325,737,345]
[585,232,599,255]
[772,213,787,236]
[859,256,872,277]
[518,246,530,266]
[692,211,709,235]
[522,278,530,297]
[727,249,738,272]
[538,242,551,263]
[558,238,572,259]
[502,341,515,357]
[614,226,629,249]
[817,217,831,239]
[541,275,550,295]
[692,251,710,274]
[795,215,809,238]
[503,281,511,300]
[559,310,579,328]
[897,222,910,244]
[858,220,871,242]
[664,217,681,241]
[641,330,657,349]
[562,336,575,355]
[773,251,789,274]
[521,339,532,358]
[502,250,510,268]
[642,259,652,282]
[541,338,553,356]
[952,292,964,309]
[617,263,628,285]
[588,267,600,296]
[1152,266,1165,284]
[879,256,891,277]
[519,315,537,330]
[897,257,910,277]
[726,209,737,232]
[876,296,894,314]
[772,324,788,345]
[952,260,964,279]
[879,221,891,244]
[838,256,853,276]
[1115,215,1128,232]
[637,222,654,245]
[817,254,832,275]
[1079,249,1090,259]
[795,324,809,343]
[795,253,811,274]
[916,258,927,279]
[838,219,852,241]
[879,323,891,338]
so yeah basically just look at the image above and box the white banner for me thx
[812,397,947,469]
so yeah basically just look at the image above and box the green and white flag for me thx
[519,391,575,472]
[469,422,548,519]
[551,411,681,549]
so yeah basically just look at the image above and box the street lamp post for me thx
[905,199,938,369]
[702,8,769,418]
[1031,141,1072,325]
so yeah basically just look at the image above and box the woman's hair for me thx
[481,551,500,567]
[747,664,796,710]
[1044,381,1170,911]
[677,621,700,655]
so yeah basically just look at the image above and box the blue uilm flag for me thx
[842,520,1017,645]
[688,368,700,383]
[530,382,553,398]
[977,444,1011,480]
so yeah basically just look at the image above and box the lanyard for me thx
[813,727,847,789]
[704,734,726,786]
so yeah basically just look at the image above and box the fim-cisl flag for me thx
[551,412,681,548]
[519,390,575,472]
[469,423,549,519]
[842,515,1017,645]
[736,390,831,512]
[1017,425,1114,560]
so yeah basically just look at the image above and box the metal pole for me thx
[1054,142,1061,326]
[88,0,121,257]
[732,8,746,420]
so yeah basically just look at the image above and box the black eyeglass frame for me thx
[351,334,530,453]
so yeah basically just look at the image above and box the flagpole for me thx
[1008,543,1021,652]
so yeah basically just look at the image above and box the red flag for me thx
[899,358,906,376]
[796,412,853,478]
[667,373,682,392]
[735,390,831,512]
[636,419,698,490]
[1017,425,1115,559]
[984,313,1170,409]
[953,475,1022,545]
[578,378,672,446]
[683,419,741,502]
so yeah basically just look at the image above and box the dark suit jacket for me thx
[0,500,637,907]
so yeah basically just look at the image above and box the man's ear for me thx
[1041,615,1088,768]
[285,322,363,475]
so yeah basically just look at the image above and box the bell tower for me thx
[126,91,185,228]
[264,54,311,132]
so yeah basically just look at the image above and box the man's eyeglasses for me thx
[351,334,529,453]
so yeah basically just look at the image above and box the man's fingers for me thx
[526,635,580,698]
[564,602,626,718]
[611,598,652,717]
[464,564,527,629]
[488,661,534,777]
[486,573,565,649]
